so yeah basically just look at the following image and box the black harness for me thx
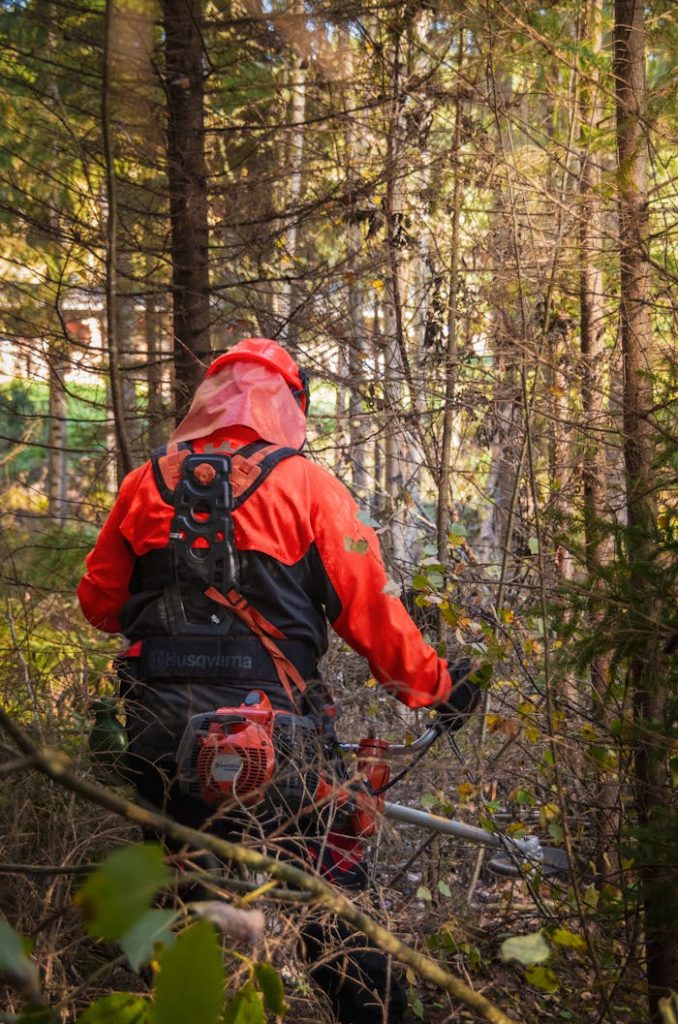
[129,439,316,696]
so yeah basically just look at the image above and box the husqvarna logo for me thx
[148,651,253,672]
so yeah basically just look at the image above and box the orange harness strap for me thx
[157,441,191,490]
[204,585,307,710]
[230,443,285,500]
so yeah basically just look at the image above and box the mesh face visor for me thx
[170,361,307,449]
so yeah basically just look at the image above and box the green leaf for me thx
[420,793,436,811]
[500,930,551,966]
[528,536,539,555]
[548,822,564,844]
[449,522,467,537]
[0,918,41,1001]
[411,574,429,591]
[524,964,559,992]
[410,995,424,1020]
[469,662,493,688]
[121,908,177,973]
[416,886,432,903]
[253,962,286,1014]
[154,921,224,1024]
[78,844,169,940]
[223,983,265,1024]
[77,994,154,1024]
[420,557,443,569]
[437,881,452,898]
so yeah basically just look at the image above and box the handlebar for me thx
[338,722,444,757]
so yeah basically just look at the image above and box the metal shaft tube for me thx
[383,802,544,861]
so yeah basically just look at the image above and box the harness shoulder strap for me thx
[151,441,195,503]
[231,441,301,507]
[205,586,307,709]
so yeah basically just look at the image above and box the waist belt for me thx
[132,637,318,683]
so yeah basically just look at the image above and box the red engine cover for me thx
[196,696,278,806]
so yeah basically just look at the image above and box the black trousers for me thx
[122,676,407,1024]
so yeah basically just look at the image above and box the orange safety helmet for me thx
[207,338,309,413]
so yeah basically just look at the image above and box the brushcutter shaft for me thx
[383,802,545,862]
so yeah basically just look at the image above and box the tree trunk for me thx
[116,248,144,475]
[47,343,68,522]
[382,28,412,571]
[342,31,368,501]
[579,0,619,883]
[162,0,211,420]
[45,1,69,520]
[476,314,522,570]
[145,290,166,450]
[103,0,134,479]
[614,0,675,1010]
[437,35,463,564]
[280,2,306,353]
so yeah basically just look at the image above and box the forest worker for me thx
[77,337,480,1024]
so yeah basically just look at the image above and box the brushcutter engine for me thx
[176,690,322,808]
[175,690,391,836]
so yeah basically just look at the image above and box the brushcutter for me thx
[175,691,569,879]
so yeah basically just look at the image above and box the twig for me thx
[0,862,95,875]
[386,832,438,889]
[0,754,38,778]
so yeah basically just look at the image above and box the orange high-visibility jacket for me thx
[78,426,451,710]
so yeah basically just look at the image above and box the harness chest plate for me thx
[170,453,239,594]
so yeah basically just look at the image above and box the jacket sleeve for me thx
[308,464,451,710]
[77,469,142,633]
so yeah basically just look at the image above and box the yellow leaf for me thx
[501,931,550,966]
[364,677,377,688]
[540,802,559,828]
[525,964,559,992]
[657,508,671,531]
[517,701,536,717]
[550,928,587,953]
[372,279,385,290]
[440,602,460,627]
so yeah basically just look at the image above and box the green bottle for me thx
[88,698,128,785]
